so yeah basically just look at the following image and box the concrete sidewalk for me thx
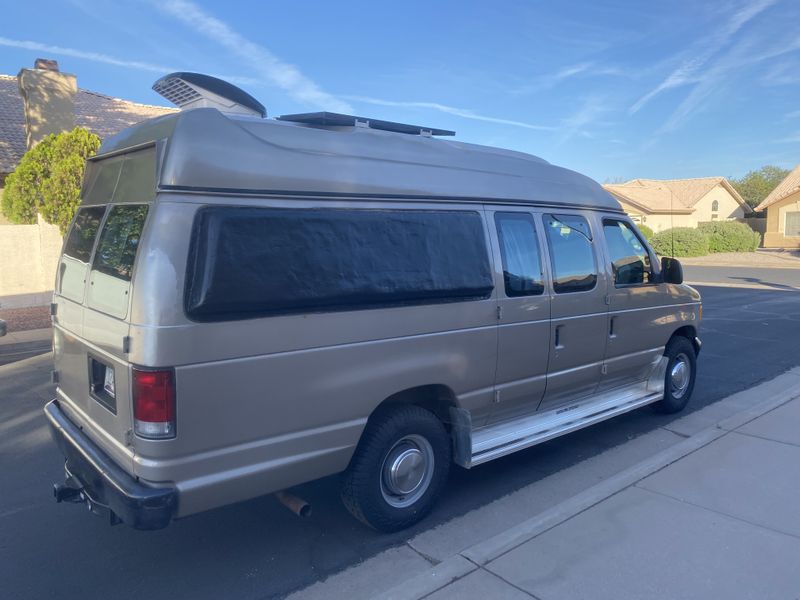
[293,368,800,600]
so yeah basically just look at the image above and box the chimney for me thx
[17,58,77,149]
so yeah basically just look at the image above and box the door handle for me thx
[609,316,616,338]
[555,325,564,349]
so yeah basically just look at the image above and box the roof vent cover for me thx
[152,72,266,117]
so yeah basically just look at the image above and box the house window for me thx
[711,200,719,212]
[786,212,800,237]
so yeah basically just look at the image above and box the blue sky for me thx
[2,0,798,182]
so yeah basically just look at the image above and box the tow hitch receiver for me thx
[53,482,81,503]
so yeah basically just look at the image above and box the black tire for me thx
[653,336,697,414]
[341,404,451,532]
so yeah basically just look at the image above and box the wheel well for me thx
[374,385,458,429]
[670,325,699,354]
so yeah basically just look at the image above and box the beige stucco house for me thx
[603,177,752,232]
[755,165,800,248]
[0,59,175,307]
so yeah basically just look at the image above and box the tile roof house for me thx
[0,59,175,187]
[603,177,752,232]
[0,59,176,308]
[754,165,800,248]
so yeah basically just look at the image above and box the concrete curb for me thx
[375,556,478,600]
[375,368,800,600]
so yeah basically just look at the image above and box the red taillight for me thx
[132,368,176,439]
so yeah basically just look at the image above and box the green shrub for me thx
[650,227,710,257]
[636,223,654,240]
[1,128,101,233]
[698,221,760,253]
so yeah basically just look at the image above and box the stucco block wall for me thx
[639,213,695,232]
[0,214,63,307]
[763,190,800,248]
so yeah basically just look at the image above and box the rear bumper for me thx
[44,399,177,530]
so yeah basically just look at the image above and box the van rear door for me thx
[53,146,156,471]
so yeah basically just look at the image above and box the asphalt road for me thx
[0,341,51,367]
[684,264,800,290]
[2,269,800,600]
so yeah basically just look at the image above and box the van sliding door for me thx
[486,208,551,424]
[538,212,609,411]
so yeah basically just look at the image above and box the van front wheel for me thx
[341,405,451,532]
[653,336,697,414]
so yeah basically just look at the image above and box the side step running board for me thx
[451,358,667,468]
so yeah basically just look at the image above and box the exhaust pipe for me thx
[275,491,312,518]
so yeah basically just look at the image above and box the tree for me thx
[1,128,101,233]
[730,165,790,210]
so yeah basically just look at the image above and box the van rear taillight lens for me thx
[132,368,176,439]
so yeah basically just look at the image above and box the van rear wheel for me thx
[653,336,697,414]
[341,405,451,532]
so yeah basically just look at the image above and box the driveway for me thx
[2,268,799,600]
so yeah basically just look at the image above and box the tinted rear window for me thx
[185,207,494,321]
[92,205,148,282]
[86,205,148,318]
[63,206,105,262]
[59,206,106,302]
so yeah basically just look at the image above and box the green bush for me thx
[698,221,760,253]
[636,223,654,240]
[650,227,710,257]
[2,128,101,233]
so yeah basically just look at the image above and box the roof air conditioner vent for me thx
[152,72,266,118]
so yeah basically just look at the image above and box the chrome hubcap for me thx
[670,353,690,398]
[380,434,434,508]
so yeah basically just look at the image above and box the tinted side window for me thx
[63,206,105,262]
[544,214,597,294]
[86,205,148,318]
[58,206,106,302]
[603,220,653,286]
[92,205,148,283]
[494,212,544,296]
[185,208,494,321]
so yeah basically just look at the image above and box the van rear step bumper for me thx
[44,399,177,530]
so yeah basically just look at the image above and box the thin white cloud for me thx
[0,36,176,74]
[343,95,556,131]
[761,61,800,86]
[659,34,800,133]
[786,110,800,119]
[776,132,800,143]
[0,36,258,86]
[513,61,625,95]
[554,62,594,81]
[557,95,607,144]
[158,0,351,113]
[630,0,777,114]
